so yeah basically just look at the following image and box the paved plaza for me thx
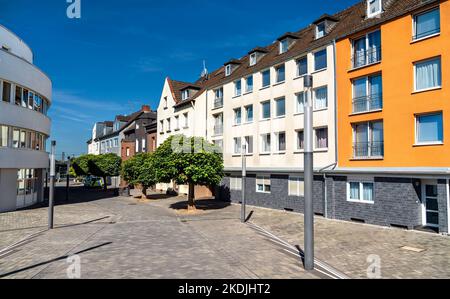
[0,187,449,279]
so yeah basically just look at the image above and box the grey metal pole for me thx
[66,156,70,202]
[48,141,56,230]
[241,144,247,223]
[304,75,314,271]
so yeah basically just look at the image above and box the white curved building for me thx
[0,24,52,212]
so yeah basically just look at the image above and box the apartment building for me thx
[0,24,52,212]
[157,0,450,233]
[334,0,450,233]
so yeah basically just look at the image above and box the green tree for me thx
[71,154,97,177]
[154,135,224,210]
[122,153,157,198]
[92,154,122,190]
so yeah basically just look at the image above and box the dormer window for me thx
[182,89,190,100]
[316,22,326,39]
[225,64,232,76]
[250,53,257,66]
[280,39,289,54]
[367,0,382,18]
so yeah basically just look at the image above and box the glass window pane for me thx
[415,8,440,39]
[296,92,305,114]
[314,49,327,71]
[276,65,285,82]
[262,70,271,87]
[349,182,360,200]
[297,131,304,150]
[276,98,285,117]
[262,101,271,119]
[314,87,328,110]
[417,113,443,143]
[368,30,381,64]
[2,81,11,102]
[415,58,441,90]
[297,57,307,76]
[315,128,328,149]
[363,183,374,202]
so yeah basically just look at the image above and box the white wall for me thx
[0,101,51,136]
[0,148,49,169]
[0,25,33,63]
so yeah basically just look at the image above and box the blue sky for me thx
[0,0,357,157]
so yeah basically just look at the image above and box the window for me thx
[2,81,11,103]
[233,137,242,154]
[175,115,180,130]
[1,126,8,147]
[114,138,119,147]
[261,133,271,153]
[234,80,242,96]
[353,30,381,68]
[214,88,223,108]
[289,176,305,197]
[262,70,271,88]
[316,22,326,39]
[261,101,271,119]
[181,90,189,101]
[348,181,374,203]
[244,136,254,154]
[416,113,443,144]
[414,8,440,40]
[367,0,382,18]
[214,113,223,136]
[314,86,328,110]
[234,108,242,125]
[126,147,130,157]
[250,53,257,66]
[353,121,384,157]
[352,74,383,113]
[314,49,327,71]
[297,57,308,77]
[275,97,286,117]
[275,64,285,83]
[256,176,271,193]
[245,76,253,93]
[280,39,289,54]
[163,96,168,109]
[296,92,305,114]
[230,176,242,191]
[245,105,253,123]
[225,64,232,76]
[166,118,171,132]
[22,89,28,107]
[315,128,328,149]
[213,139,223,152]
[275,132,286,152]
[415,57,441,91]
[160,120,164,133]
[297,130,304,150]
[15,86,22,106]
[183,112,189,128]
[12,129,19,148]
[136,139,140,152]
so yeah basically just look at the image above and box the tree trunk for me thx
[187,182,196,211]
[142,186,147,199]
[103,176,108,191]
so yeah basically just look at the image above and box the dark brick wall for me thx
[219,173,450,233]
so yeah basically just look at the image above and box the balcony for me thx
[353,142,384,159]
[352,47,381,69]
[214,97,223,109]
[213,124,223,136]
[352,94,382,114]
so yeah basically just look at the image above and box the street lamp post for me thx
[241,144,247,223]
[48,141,56,230]
[303,75,314,271]
[66,156,70,202]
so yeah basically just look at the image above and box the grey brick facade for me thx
[219,173,450,234]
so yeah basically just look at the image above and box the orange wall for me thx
[336,0,450,168]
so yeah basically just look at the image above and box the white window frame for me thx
[296,130,304,151]
[245,105,253,123]
[260,133,271,154]
[275,97,286,117]
[225,64,232,76]
[289,176,305,197]
[314,127,328,150]
[275,131,286,153]
[296,57,308,77]
[316,21,326,39]
[413,57,442,92]
[245,75,253,93]
[367,0,382,18]
[175,115,180,130]
[313,86,328,110]
[347,180,375,204]
[230,176,242,191]
[234,80,242,97]
[183,112,189,128]
[233,137,242,155]
[275,64,285,83]
[279,39,289,54]
[296,92,305,114]
[413,7,441,41]
[166,118,171,132]
[142,138,146,151]
[244,136,254,154]
[234,107,242,125]
[256,175,271,193]
[261,100,271,120]
[415,112,444,146]
[250,53,257,66]
[261,69,271,88]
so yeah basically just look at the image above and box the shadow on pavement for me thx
[169,198,231,211]
[0,242,112,278]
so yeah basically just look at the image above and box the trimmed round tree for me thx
[122,153,157,198]
[71,154,97,177]
[154,135,224,210]
[92,154,122,190]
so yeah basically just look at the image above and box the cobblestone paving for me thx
[0,192,317,279]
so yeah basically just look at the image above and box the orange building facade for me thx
[334,0,449,233]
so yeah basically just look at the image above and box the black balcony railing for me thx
[413,27,440,41]
[353,141,384,158]
[352,94,383,113]
[352,46,382,68]
[214,97,223,109]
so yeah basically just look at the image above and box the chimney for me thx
[141,105,151,112]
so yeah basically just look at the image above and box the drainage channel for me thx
[247,222,350,279]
